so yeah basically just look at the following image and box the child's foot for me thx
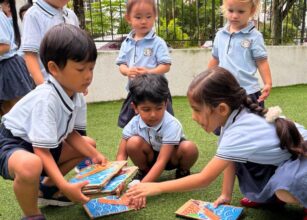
[240,197,285,208]
[175,169,190,179]
[38,181,74,207]
[74,158,92,173]
[21,214,46,220]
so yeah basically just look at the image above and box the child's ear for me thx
[218,103,231,117]
[47,61,59,76]
[125,14,131,24]
[131,102,138,114]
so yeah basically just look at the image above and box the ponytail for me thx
[9,0,21,47]
[275,118,307,158]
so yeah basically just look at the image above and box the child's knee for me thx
[83,136,96,148]
[12,153,43,182]
[179,141,199,158]
[275,189,299,204]
[126,136,146,151]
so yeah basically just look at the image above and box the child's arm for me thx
[141,144,174,182]
[256,59,272,102]
[0,43,10,55]
[213,162,236,207]
[127,156,231,198]
[136,63,171,75]
[65,130,107,164]
[24,52,45,85]
[33,147,90,203]
[207,57,219,68]
[116,138,128,161]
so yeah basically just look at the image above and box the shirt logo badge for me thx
[155,135,162,143]
[144,48,153,56]
[241,39,251,48]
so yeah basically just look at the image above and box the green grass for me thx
[1,85,307,220]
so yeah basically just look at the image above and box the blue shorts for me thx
[0,124,62,180]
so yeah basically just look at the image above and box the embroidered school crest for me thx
[143,48,153,56]
[241,39,251,48]
[155,134,162,143]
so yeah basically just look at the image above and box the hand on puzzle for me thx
[91,153,108,166]
[213,194,231,208]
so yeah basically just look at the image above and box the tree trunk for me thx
[73,0,86,30]
[272,0,282,45]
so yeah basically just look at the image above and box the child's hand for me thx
[114,182,126,197]
[213,195,231,208]
[258,84,272,102]
[127,67,139,78]
[136,67,148,75]
[62,181,90,204]
[128,195,146,210]
[126,182,162,198]
[91,153,108,165]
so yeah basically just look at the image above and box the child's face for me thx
[224,0,255,31]
[50,60,95,97]
[134,101,166,127]
[126,2,156,38]
[188,97,229,133]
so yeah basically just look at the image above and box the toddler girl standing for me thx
[116,0,173,128]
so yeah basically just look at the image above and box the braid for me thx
[241,90,267,117]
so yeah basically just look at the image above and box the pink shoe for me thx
[303,208,307,220]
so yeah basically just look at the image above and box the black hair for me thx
[40,23,97,72]
[129,74,170,106]
[0,0,21,47]
[126,0,157,15]
[188,67,307,158]
[19,2,32,21]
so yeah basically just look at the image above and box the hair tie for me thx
[265,106,282,123]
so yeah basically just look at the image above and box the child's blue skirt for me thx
[0,55,34,100]
[236,157,307,207]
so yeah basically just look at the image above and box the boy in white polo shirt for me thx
[116,74,198,183]
[0,24,107,220]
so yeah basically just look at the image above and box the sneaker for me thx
[21,214,46,220]
[74,157,92,173]
[38,181,74,207]
[175,169,190,179]
[132,170,147,181]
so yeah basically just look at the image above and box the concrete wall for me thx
[85,46,307,103]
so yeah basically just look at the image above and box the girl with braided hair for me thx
[127,67,307,218]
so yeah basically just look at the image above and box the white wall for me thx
[85,46,307,103]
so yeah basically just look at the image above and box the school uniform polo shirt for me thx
[2,75,86,149]
[122,111,184,152]
[216,108,292,166]
[21,0,79,80]
[0,11,17,61]
[212,22,267,95]
[116,29,171,69]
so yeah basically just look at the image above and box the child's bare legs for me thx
[43,136,96,186]
[171,140,198,171]
[126,136,153,173]
[8,150,43,216]
[275,189,299,204]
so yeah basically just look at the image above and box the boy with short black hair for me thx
[0,23,107,220]
[116,74,198,183]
